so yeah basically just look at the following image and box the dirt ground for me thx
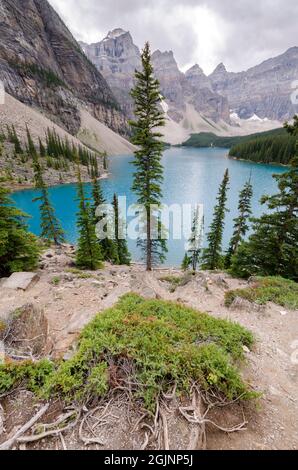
[0,246,297,450]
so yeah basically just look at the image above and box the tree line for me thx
[0,125,102,176]
[0,123,129,275]
[229,132,296,165]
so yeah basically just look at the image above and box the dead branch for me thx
[16,409,80,444]
[179,387,247,439]
[78,407,107,446]
[160,410,170,450]
[141,432,149,450]
[162,383,177,401]
[59,432,67,450]
[132,412,148,433]
[0,403,49,450]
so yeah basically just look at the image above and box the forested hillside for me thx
[229,133,296,165]
[182,128,286,148]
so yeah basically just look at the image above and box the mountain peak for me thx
[211,63,227,75]
[106,28,128,39]
[152,49,175,59]
[151,50,180,74]
[185,64,205,77]
[285,46,298,53]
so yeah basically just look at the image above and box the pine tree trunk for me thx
[146,208,152,271]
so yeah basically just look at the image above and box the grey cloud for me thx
[48,0,298,74]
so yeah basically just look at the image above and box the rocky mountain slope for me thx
[209,47,298,121]
[0,0,128,136]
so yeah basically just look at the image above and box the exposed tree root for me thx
[131,384,247,450]
[16,408,80,444]
[0,403,49,450]
[0,382,248,450]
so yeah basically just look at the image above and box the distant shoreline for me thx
[8,172,110,193]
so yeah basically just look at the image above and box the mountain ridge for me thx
[209,46,298,120]
[80,30,230,126]
[81,29,298,125]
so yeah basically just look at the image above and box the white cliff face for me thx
[184,64,230,123]
[80,30,141,116]
[82,30,140,76]
[151,50,186,121]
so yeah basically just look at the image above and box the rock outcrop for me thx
[81,29,140,118]
[0,0,128,136]
[184,64,230,123]
[151,50,186,121]
[209,48,298,121]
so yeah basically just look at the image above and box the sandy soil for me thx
[78,109,136,156]
[0,246,297,450]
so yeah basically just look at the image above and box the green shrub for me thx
[0,359,54,395]
[160,273,193,292]
[0,294,257,411]
[225,276,298,309]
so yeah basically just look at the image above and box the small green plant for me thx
[66,268,96,279]
[51,276,60,286]
[225,276,298,310]
[160,273,193,292]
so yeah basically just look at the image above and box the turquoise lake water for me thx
[12,147,286,266]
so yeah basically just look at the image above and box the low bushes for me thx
[0,294,257,411]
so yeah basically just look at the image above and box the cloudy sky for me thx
[49,0,298,75]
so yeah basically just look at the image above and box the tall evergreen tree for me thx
[32,152,65,245]
[112,194,131,265]
[202,169,230,270]
[91,175,118,263]
[76,164,103,270]
[231,159,298,280]
[103,152,108,172]
[26,125,37,157]
[284,114,298,136]
[182,209,204,272]
[225,178,253,268]
[130,42,166,271]
[39,138,46,158]
[231,120,298,280]
[0,185,39,276]
[11,125,23,155]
